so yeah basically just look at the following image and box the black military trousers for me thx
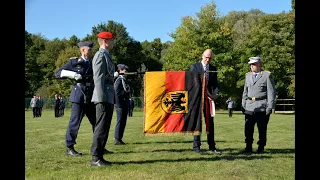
[91,102,114,158]
[54,106,60,117]
[65,102,96,147]
[34,107,40,117]
[128,107,133,117]
[193,100,216,150]
[228,108,233,117]
[32,107,37,117]
[244,112,270,146]
[114,106,129,140]
[38,107,42,117]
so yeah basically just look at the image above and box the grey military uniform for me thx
[90,48,115,159]
[241,69,276,151]
[242,70,276,114]
[226,99,235,117]
[226,99,234,109]
[91,48,115,104]
[30,97,37,118]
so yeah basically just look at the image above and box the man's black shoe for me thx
[242,148,252,153]
[193,148,202,153]
[91,159,112,166]
[104,149,114,154]
[66,147,83,156]
[114,139,126,145]
[257,146,264,153]
[210,148,222,154]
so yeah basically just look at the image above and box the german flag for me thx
[144,71,202,135]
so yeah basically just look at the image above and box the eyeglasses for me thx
[204,56,213,60]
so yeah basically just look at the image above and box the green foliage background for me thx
[25,0,295,109]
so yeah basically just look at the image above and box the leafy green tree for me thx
[35,45,79,98]
[141,38,164,71]
[222,9,265,49]
[163,1,233,72]
[163,15,205,71]
[25,3,295,103]
[67,35,80,47]
[81,21,146,97]
[237,12,295,98]
[36,38,67,85]
[292,0,295,10]
[25,31,47,97]
[161,1,234,108]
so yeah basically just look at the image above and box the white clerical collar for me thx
[201,61,207,67]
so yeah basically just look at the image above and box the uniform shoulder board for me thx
[69,57,78,59]
[245,72,251,75]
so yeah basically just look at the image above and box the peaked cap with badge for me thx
[77,41,94,48]
[248,57,262,64]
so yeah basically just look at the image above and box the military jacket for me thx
[241,70,276,113]
[55,57,94,104]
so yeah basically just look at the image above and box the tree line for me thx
[25,1,294,109]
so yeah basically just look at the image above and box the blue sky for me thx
[25,0,292,42]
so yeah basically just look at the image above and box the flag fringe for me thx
[143,131,202,136]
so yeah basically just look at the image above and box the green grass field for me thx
[25,110,294,180]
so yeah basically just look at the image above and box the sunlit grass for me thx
[26,110,294,180]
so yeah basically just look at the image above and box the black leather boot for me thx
[257,146,265,153]
[242,144,252,153]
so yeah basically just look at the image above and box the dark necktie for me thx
[205,65,209,82]
[253,73,257,80]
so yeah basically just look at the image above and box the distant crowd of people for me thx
[29,95,66,118]
[29,94,134,119]
[54,94,66,118]
[30,95,44,118]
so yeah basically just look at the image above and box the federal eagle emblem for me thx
[161,91,188,114]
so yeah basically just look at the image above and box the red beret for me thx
[97,32,114,39]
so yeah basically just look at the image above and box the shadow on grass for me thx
[263,148,295,154]
[109,148,294,165]
[208,147,295,155]
[110,147,295,156]
[131,140,227,145]
[111,154,272,165]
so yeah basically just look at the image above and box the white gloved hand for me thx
[114,71,119,78]
[74,74,82,80]
[61,69,76,79]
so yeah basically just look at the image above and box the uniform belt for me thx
[247,97,266,102]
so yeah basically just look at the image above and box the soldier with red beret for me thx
[90,31,116,166]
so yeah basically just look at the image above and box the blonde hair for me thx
[97,38,105,46]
